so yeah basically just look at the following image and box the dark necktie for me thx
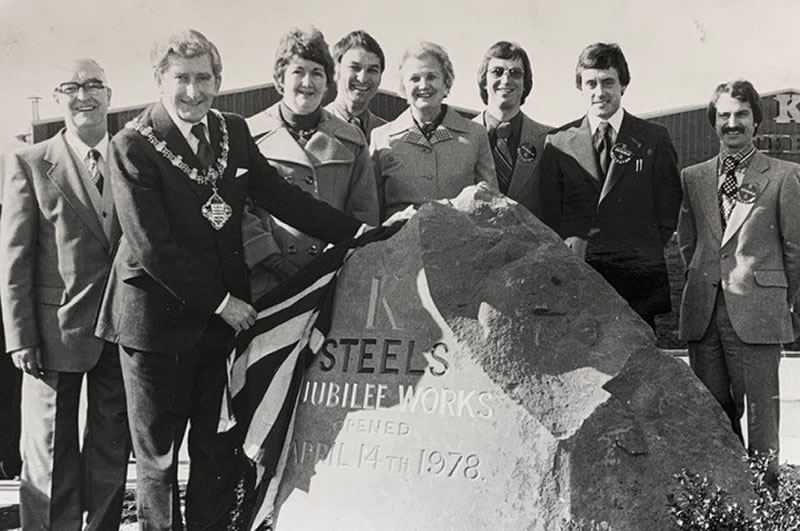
[191,123,215,170]
[349,115,365,135]
[87,149,103,195]
[492,122,514,194]
[719,154,741,229]
[595,121,612,178]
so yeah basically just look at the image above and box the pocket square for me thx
[235,168,248,178]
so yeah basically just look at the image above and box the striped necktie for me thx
[87,149,103,195]
[492,122,514,194]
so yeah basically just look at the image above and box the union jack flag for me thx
[221,223,404,530]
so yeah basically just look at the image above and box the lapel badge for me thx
[517,143,537,163]
[610,143,633,164]
[736,183,758,204]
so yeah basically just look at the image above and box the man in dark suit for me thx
[678,80,800,487]
[95,29,364,530]
[0,58,129,530]
[473,40,550,214]
[535,42,681,328]
[325,30,387,140]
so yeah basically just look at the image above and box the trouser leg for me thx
[83,341,131,530]
[20,369,83,531]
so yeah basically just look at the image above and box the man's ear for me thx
[621,85,628,96]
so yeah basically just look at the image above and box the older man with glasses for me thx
[0,58,130,530]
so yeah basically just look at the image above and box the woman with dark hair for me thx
[370,40,496,221]
[242,26,379,299]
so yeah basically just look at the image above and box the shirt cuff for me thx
[214,293,231,315]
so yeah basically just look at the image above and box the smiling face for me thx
[335,47,382,115]
[486,57,525,114]
[157,53,220,124]
[54,59,112,141]
[580,67,625,120]
[401,55,448,120]
[714,93,757,152]
[280,56,328,115]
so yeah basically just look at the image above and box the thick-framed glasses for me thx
[55,80,107,95]
[488,67,525,80]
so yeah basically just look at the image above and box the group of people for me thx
[0,22,797,531]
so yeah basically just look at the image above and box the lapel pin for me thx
[736,183,758,204]
[517,143,537,162]
[610,143,633,164]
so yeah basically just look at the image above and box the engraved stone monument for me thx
[272,184,752,530]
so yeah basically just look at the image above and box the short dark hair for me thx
[574,42,630,89]
[273,26,335,93]
[477,41,533,105]
[331,30,386,73]
[707,79,763,129]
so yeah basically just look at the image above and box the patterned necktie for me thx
[492,122,514,194]
[719,154,741,229]
[595,121,612,178]
[87,149,103,195]
[191,123,215,170]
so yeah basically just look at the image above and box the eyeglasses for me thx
[488,67,525,80]
[55,80,107,95]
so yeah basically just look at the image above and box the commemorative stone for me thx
[272,184,752,530]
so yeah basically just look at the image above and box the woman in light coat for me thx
[370,41,497,221]
[242,27,379,299]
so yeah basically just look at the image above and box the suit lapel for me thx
[565,117,601,190]
[44,132,108,246]
[721,152,769,247]
[150,103,210,203]
[599,112,644,204]
[506,113,545,199]
[694,159,723,243]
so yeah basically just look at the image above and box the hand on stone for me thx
[11,346,42,378]
[220,296,258,334]
[384,205,417,226]
[564,236,588,259]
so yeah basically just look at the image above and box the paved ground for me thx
[1,352,799,529]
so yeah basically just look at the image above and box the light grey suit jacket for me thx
[0,130,119,371]
[473,110,550,213]
[678,150,800,344]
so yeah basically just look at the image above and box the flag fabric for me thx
[221,222,404,531]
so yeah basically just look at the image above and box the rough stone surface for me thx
[273,184,752,530]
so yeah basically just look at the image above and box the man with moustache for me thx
[95,29,364,529]
[536,42,681,329]
[473,41,549,213]
[678,80,800,487]
[0,59,129,530]
[326,30,387,139]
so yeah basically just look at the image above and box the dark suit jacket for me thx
[678,151,800,343]
[0,131,120,371]
[473,111,550,214]
[95,103,361,353]
[535,111,682,316]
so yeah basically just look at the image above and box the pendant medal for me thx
[202,189,233,230]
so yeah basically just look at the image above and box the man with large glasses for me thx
[0,58,130,530]
[473,40,550,214]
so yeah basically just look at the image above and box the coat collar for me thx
[43,130,111,247]
[388,106,471,147]
[247,103,360,168]
[722,150,770,247]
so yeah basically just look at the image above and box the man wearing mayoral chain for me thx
[95,29,364,530]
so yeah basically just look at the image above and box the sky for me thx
[1,0,798,146]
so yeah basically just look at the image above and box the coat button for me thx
[423,146,431,153]
[423,174,433,180]
[285,176,294,184]
[305,176,315,185]
[308,245,319,255]
[287,245,297,255]
[721,253,729,259]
